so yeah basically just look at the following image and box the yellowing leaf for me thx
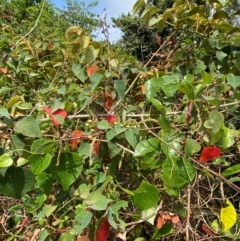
[220,199,237,231]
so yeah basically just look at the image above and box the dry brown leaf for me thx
[77,234,90,241]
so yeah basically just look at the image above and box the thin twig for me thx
[67,112,181,119]
[140,114,240,193]
[13,1,46,48]
[68,100,240,120]
[185,185,191,241]
[109,30,177,114]
[125,200,163,231]
[116,143,134,155]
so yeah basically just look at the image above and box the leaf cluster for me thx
[1,0,240,240]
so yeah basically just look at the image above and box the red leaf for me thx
[104,91,114,110]
[42,106,53,116]
[186,101,193,125]
[52,109,67,119]
[86,65,99,77]
[0,67,8,74]
[199,146,222,162]
[202,223,215,236]
[157,214,165,229]
[71,130,83,149]
[105,100,114,110]
[94,142,100,154]
[96,217,110,241]
[51,118,61,128]
[105,91,113,98]
[171,214,180,224]
[105,115,117,124]
[43,107,67,128]
[47,43,54,50]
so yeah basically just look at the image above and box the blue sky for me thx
[50,0,137,42]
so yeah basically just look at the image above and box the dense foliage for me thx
[1,0,240,241]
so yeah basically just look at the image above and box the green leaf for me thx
[106,129,116,141]
[59,232,75,241]
[184,139,201,157]
[85,45,99,64]
[152,223,173,238]
[89,194,111,210]
[125,128,138,148]
[114,123,127,135]
[220,199,237,231]
[133,0,146,15]
[178,82,195,100]
[222,164,240,177]
[236,53,240,70]
[149,15,162,26]
[72,64,88,83]
[201,71,211,85]
[78,34,91,49]
[49,98,64,112]
[114,80,126,101]
[221,126,235,149]
[134,238,146,241]
[141,151,163,170]
[150,98,166,114]
[134,138,159,157]
[142,207,157,225]
[193,60,206,75]
[28,154,52,175]
[144,77,162,100]
[65,26,82,41]
[161,75,179,97]
[17,102,32,110]
[36,172,53,195]
[108,200,128,229]
[227,74,240,89]
[213,10,228,19]
[14,116,40,138]
[31,139,58,155]
[0,154,13,167]
[0,108,10,118]
[132,180,160,211]
[160,157,195,189]
[83,177,113,209]
[0,166,35,199]
[74,208,93,235]
[157,19,166,32]
[98,120,112,130]
[11,134,30,157]
[204,110,224,137]
[158,115,171,132]
[216,51,227,62]
[90,73,103,92]
[108,141,122,158]
[49,153,83,191]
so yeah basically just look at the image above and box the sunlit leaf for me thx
[222,164,240,177]
[0,154,13,168]
[134,138,159,157]
[220,199,237,232]
[14,116,40,138]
